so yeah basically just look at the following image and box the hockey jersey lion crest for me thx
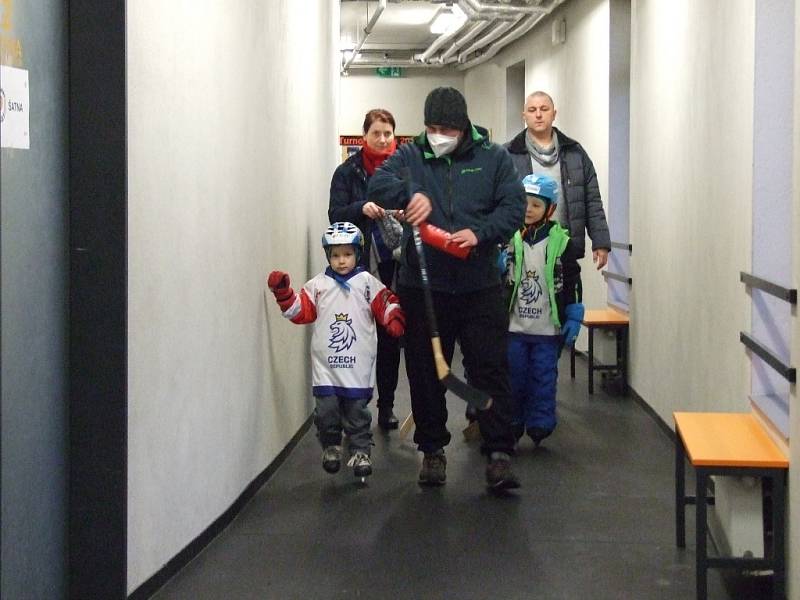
[521,269,543,305]
[328,313,357,352]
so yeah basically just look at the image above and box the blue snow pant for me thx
[314,395,373,454]
[507,333,562,432]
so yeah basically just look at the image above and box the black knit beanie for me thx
[424,87,469,131]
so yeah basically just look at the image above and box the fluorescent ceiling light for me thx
[430,5,466,34]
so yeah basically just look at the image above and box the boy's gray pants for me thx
[314,395,373,454]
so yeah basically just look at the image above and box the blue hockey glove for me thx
[561,303,584,346]
[496,247,509,274]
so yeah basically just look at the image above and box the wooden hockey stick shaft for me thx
[398,412,415,440]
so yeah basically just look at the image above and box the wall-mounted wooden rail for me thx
[739,332,796,383]
[740,272,796,304]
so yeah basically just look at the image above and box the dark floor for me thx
[152,352,773,600]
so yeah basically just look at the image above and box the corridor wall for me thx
[629,1,752,429]
[125,0,340,592]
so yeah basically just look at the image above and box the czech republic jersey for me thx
[279,267,401,399]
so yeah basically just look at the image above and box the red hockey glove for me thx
[267,270,295,310]
[419,221,471,260]
[384,309,405,338]
[371,288,404,337]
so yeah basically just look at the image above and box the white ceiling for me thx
[339,0,565,71]
[340,1,442,51]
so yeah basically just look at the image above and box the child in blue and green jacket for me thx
[501,173,584,446]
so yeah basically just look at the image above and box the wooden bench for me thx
[674,412,789,600]
[569,308,629,394]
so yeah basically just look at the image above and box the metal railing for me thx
[739,332,796,383]
[739,271,796,383]
[740,272,797,304]
[602,240,632,285]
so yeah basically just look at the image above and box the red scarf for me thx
[361,139,397,175]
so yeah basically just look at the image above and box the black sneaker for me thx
[322,445,342,474]
[486,452,521,491]
[378,406,399,430]
[418,450,446,486]
[527,427,552,447]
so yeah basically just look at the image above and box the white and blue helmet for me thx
[322,222,364,260]
[522,173,559,207]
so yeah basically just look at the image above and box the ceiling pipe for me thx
[342,0,388,74]
[414,8,474,64]
[456,0,568,69]
[348,58,445,68]
[461,0,547,16]
[457,11,545,70]
[438,19,492,63]
[456,18,518,62]
[459,0,518,21]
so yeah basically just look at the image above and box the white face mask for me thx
[427,132,460,158]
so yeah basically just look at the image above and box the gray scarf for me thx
[525,130,559,167]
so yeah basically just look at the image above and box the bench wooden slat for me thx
[582,308,629,326]
[674,412,788,468]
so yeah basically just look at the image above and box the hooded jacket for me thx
[367,124,525,294]
[505,127,611,257]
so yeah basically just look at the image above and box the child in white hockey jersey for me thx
[267,222,405,480]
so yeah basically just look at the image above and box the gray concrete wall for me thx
[0,1,68,598]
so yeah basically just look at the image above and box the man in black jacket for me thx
[368,87,524,491]
[506,91,611,269]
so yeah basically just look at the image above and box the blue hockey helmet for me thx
[322,222,364,261]
[522,173,559,207]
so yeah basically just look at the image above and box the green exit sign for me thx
[376,66,402,78]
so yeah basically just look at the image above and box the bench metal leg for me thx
[696,469,709,600]
[675,436,686,548]
[587,326,594,394]
[617,327,628,393]
[772,472,786,600]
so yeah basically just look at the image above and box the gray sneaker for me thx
[322,445,342,474]
[418,449,447,486]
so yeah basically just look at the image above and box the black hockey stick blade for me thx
[442,372,493,411]
[430,336,492,410]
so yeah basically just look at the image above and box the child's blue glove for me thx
[561,303,584,346]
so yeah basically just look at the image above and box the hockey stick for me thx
[398,412,415,440]
[410,223,492,410]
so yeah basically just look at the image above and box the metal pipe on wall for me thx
[457,11,545,70]
[462,0,546,16]
[457,18,518,62]
[342,0,387,73]
[438,20,492,63]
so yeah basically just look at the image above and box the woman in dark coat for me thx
[329,108,402,430]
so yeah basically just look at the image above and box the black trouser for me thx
[376,260,401,409]
[398,284,515,455]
